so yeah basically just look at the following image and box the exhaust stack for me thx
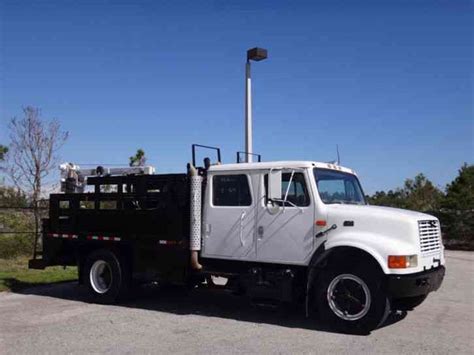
[189,164,203,270]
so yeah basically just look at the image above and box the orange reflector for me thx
[388,255,407,269]
[315,220,327,226]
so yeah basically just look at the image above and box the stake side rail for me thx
[30,173,192,274]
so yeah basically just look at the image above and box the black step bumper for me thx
[386,266,445,299]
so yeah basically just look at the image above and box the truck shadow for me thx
[16,281,407,335]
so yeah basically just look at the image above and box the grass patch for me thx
[0,257,77,292]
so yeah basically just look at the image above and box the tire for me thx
[315,264,390,334]
[83,249,130,304]
[392,295,427,311]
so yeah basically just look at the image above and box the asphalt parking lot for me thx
[0,250,473,354]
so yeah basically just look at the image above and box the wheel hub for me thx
[327,274,371,321]
[90,260,113,294]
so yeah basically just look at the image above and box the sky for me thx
[0,0,472,194]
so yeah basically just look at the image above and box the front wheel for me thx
[83,249,130,304]
[315,265,390,334]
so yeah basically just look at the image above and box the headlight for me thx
[388,255,418,269]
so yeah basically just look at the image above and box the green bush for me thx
[0,209,35,258]
[0,233,35,259]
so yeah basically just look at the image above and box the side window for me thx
[264,172,310,207]
[213,175,252,206]
[99,201,117,210]
[80,200,94,209]
[100,184,117,193]
[59,201,70,209]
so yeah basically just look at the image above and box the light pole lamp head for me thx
[247,47,268,62]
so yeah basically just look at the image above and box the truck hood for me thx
[326,204,434,222]
[324,204,438,254]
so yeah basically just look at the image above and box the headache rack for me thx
[236,151,262,163]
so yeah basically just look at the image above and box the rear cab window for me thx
[212,174,252,206]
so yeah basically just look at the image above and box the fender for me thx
[325,231,416,274]
[304,231,415,316]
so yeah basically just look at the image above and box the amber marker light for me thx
[388,255,418,268]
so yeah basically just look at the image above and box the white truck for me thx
[30,146,445,333]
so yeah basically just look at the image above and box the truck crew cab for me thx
[29,145,445,333]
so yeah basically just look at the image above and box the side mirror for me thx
[268,169,282,202]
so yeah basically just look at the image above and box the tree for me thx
[129,148,146,167]
[443,164,474,211]
[0,145,8,161]
[401,173,444,212]
[441,164,474,242]
[5,107,68,252]
[368,189,406,208]
[369,173,443,212]
[0,185,28,208]
[0,145,7,185]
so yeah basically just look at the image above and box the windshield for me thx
[314,168,366,205]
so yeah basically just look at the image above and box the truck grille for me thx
[418,220,441,254]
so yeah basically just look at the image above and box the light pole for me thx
[245,47,267,163]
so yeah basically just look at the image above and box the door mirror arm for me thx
[268,198,304,214]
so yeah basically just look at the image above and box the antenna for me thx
[325,145,342,165]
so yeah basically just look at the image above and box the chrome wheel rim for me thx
[90,260,113,294]
[327,274,371,321]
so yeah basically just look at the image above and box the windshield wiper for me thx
[325,200,363,205]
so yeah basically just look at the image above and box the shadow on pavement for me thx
[1,278,75,292]
[14,281,406,335]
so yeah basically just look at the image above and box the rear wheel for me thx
[83,249,130,304]
[315,265,390,334]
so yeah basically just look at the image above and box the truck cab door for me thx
[201,172,256,260]
[256,169,315,264]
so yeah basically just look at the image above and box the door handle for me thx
[240,211,246,246]
[257,226,264,239]
[204,223,211,238]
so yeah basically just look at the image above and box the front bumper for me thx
[386,266,445,298]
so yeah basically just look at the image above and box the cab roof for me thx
[208,161,356,175]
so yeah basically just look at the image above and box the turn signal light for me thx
[388,255,418,269]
